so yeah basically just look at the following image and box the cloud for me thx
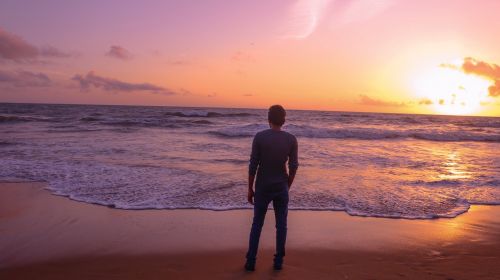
[359,94,406,107]
[438,62,459,70]
[0,28,38,60]
[0,27,73,62]
[0,70,51,87]
[419,98,433,105]
[283,0,333,39]
[488,80,500,97]
[72,71,174,95]
[39,46,73,58]
[461,57,500,97]
[442,57,500,97]
[283,0,395,39]
[106,45,133,60]
[462,57,500,78]
[178,88,193,96]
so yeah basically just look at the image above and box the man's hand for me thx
[288,172,296,190]
[248,174,255,205]
[247,189,255,205]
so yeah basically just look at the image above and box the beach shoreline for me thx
[1,181,499,279]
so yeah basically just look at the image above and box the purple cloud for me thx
[72,71,174,95]
[39,46,73,58]
[0,28,38,61]
[0,70,51,87]
[0,27,73,61]
[106,45,132,60]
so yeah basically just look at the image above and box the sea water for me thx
[1,103,499,219]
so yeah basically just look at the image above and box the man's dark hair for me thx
[268,105,286,126]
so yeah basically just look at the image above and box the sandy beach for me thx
[1,181,499,279]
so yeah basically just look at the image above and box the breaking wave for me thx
[164,111,257,118]
[212,124,500,142]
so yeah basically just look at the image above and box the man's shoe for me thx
[273,256,283,270]
[244,261,255,271]
[273,262,283,270]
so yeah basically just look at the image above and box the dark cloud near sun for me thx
[0,27,73,62]
[106,45,133,60]
[462,57,500,78]
[72,71,174,95]
[359,94,406,107]
[487,80,500,97]
[461,57,500,97]
[442,57,500,97]
[419,98,433,105]
[0,70,51,87]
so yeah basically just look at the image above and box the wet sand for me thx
[1,182,499,279]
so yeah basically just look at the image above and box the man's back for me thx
[249,129,298,187]
[245,105,298,272]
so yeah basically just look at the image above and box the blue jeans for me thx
[246,182,289,262]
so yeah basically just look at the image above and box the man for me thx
[245,105,299,271]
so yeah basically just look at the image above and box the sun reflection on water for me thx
[438,151,472,181]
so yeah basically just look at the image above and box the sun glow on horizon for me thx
[413,65,492,115]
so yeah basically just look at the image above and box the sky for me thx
[0,0,499,116]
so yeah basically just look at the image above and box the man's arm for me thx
[287,136,299,189]
[248,135,260,205]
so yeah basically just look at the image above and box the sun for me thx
[413,65,491,115]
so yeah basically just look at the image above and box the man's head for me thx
[268,105,286,127]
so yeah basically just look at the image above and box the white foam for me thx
[0,155,495,219]
[212,123,500,142]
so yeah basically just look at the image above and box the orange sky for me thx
[0,0,499,116]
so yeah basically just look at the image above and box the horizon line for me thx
[0,101,498,118]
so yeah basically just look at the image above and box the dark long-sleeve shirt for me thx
[249,129,298,187]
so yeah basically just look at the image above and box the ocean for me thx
[1,103,499,219]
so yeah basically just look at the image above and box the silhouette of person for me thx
[245,105,299,271]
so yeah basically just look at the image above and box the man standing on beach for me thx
[245,105,299,271]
